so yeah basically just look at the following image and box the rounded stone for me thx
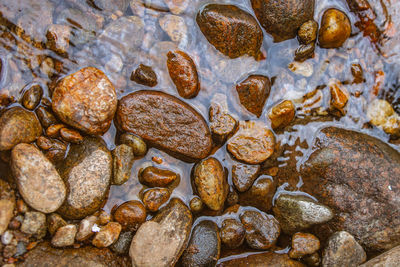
[142,188,170,212]
[289,232,320,259]
[139,166,178,188]
[113,200,146,231]
[318,9,351,48]
[220,219,245,249]
[236,75,271,117]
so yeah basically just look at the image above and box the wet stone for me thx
[92,222,122,248]
[46,124,65,138]
[218,251,305,266]
[167,50,200,99]
[119,133,147,157]
[21,84,43,110]
[272,194,333,234]
[209,93,237,144]
[250,0,315,42]
[227,121,275,164]
[360,245,400,267]
[240,210,281,250]
[112,144,135,185]
[192,157,228,211]
[129,198,193,267]
[289,232,320,259]
[164,0,189,14]
[52,67,117,135]
[21,211,46,239]
[232,163,260,192]
[59,128,83,144]
[0,179,15,235]
[268,100,296,130]
[116,90,212,162]
[238,175,276,212]
[139,166,178,188]
[92,0,130,13]
[110,231,134,255]
[303,252,321,267]
[367,99,400,137]
[298,20,318,44]
[113,200,146,231]
[196,4,263,59]
[57,137,112,220]
[351,63,364,84]
[51,224,77,248]
[97,210,112,226]
[159,15,188,45]
[182,220,221,267]
[76,215,98,242]
[0,107,42,151]
[322,231,366,267]
[189,196,203,213]
[46,24,71,56]
[47,213,67,236]
[294,43,315,62]
[236,75,271,117]
[220,219,245,249]
[142,188,170,212]
[329,79,349,116]
[35,107,58,128]
[11,143,66,214]
[131,64,158,87]
[318,9,351,48]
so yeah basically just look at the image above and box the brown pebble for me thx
[236,75,271,117]
[295,43,315,62]
[221,219,245,249]
[8,218,21,230]
[143,188,171,212]
[139,166,178,187]
[329,79,349,116]
[131,64,158,87]
[97,210,112,226]
[318,8,351,48]
[60,128,83,144]
[46,124,65,138]
[113,200,146,230]
[298,20,318,44]
[36,136,53,150]
[268,100,295,130]
[16,199,29,214]
[351,63,364,84]
[189,196,203,213]
[21,84,43,110]
[289,232,320,259]
[92,222,121,248]
[167,50,200,99]
[35,106,58,128]
[119,133,147,157]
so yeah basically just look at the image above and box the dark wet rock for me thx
[47,213,67,236]
[294,43,315,62]
[11,143,66,213]
[51,224,77,248]
[20,211,46,239]
[35,106,58,128]
[167,50,200,99]
[192,157,228,211]
[143,188,170,212]
[322,231,366,267]
[129,198,192,267]
[57,137,112,220]
[131,64,158,87]
[59,128,83,144]
[232,163,260,192]
[226,186,239,207]
[46,24,71,56]
[236,75,271,117]
[360,245,400,267]
[250,0,315,42]
[318,9,351,48]
[52,67,117,135]
[351,63,364,84]
[139,166,178,187]
[113,201,146,231]
[240,210,280,250]
[238,175,276,212]
[289,232,320,259]
[303,252,321,267]
[0,179,15,235]
[116,90,212,162]
[298,20,318,44]
[189,196,203,213]
[268,100,296,130]
[196,4,263,59]
[92,222,122,248]
[299,127,400,251]
[21,84,43,110]
[46,123,65,138]
[112,144,135,185]
[111,231,134,255]
[76,215,98,241]
[220,219,245,249]
[209,93,237,144]
[218,251,305,266]
[18,241,132,267]
[0,107,42,151]
[227,121,275,164]
[119,133,147,157]
[182,220,221,267]
[273,194,333,234]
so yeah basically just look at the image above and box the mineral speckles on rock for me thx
[0,179,15,235]
[236,75,271,117]
[51,67,117,135]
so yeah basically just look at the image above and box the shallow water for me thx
[0,0,399,260]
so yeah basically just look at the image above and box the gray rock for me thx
[322,231,366,267]
[272,194,333,234]
[11,143,66,213]
[130,198,192,267]
[21,211,47,239]
[51,224,77,247]
[57,137,112,220]
[360,245,400,267]
[0,179,15,235]
[111,231,134,255]
[181,220,221,267]
[112,144,135,185]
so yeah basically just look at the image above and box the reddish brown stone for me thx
[218,251,305,266]
[46,123,65,138]
[289,233,320,259]
[131,64,157,87]
[232,163,260,192]
[236,75,271,117]
[196,4,263,59]
[238,175,276,212]
[60,128,83,144]
[318,9,351,48]
[142,188,170,212]
[139,166,178,187]
[116,90,212,162]
[167,50,199,99]
[113,200,146,231]
[268,100,295,130]
[250,0,315,42]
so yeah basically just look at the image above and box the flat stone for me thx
[51,224,77,248]
[360,245,400,267]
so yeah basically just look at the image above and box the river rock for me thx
[240,210,280,250]
[129,198,192,267]
[18,241,132,267]
[142,188,170,212]
[47,213,67,236]
[92,0,130,13]
[289,232,320,259]
[51,224,77,247]
[273,194,334,234]
[0,107,42,151]
[232,163,260,192]
[250,0,315,42]
[120,133,147,157]
[227,121,275,164]
[181,220,221,267]
[131,64,158,87]
[11,143,66,213]
[218,251,305,266]
[360,245,400,267]
[116,90,212,162]
[21,84,43,110]
[139,166,178,187]
[20,211,47,239]
[238,175,276,212]
[112,144,135,185]
[299,127,400,251]
[192,157,228,211]
[0,179,15,235]
[52,67,117,135]
[209,93,237,144]
[236,75,271,117]
[318,9,351,49]
[111,231,134,255]
[196,4,263,59]
[114,201,146,231]
[220,219,245,249]
[57,137,112,219]
[76,215,98,241]
[92,222,122,248]
[322,231,366,267]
